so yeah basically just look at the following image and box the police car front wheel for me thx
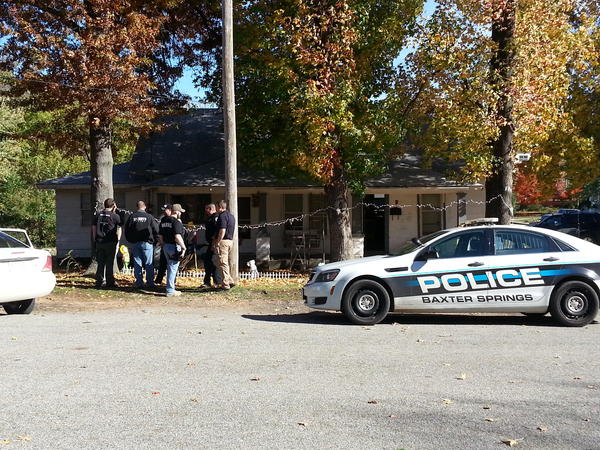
[550,281,599,327]
[342,280,390,325]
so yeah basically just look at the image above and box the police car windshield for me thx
[393,230,449,256]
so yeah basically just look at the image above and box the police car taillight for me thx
[42,255,53,272]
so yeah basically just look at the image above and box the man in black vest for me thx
[159,203,187,296]
[92,198,121,288]
[125,200,159,288]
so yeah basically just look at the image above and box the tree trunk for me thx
[89,117,114,209]
[325,165,354,262]
[85,117,115,274]
[485,1,516,225]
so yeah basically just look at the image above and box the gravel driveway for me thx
[1,301,599,449]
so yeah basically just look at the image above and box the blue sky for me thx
[174,0,437,101]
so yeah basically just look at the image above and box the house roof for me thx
[365,157,468,188]
[39,109,478,190]
[129,109,224,177]
[37,162,145,189]
[144,157,321,188]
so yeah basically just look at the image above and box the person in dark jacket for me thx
[125,200,159,288]
[154,205,170,285]
[92,198,121,288]
[159,203,187,296]
[199,203,222,289]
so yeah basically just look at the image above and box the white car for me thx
[0,228,56,314]
[303,223,600,327]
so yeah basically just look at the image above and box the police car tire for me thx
[2,299,36,315]
[342,280,390,325]
[550,281,599,327]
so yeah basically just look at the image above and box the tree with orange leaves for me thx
[0,0,217,212]
[405,0,599,223]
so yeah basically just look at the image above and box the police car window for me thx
[552,237,576,252]
[393,230,449,256]
[430,230,486,259]
[0,232,28,249]
[494,230,551,254]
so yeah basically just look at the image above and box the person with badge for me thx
[158,203,187,296]
[92,198,122,289]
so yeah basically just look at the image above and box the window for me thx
[284,194,304,232]
[0,232,28,249]
[420,194,444,235]
[80,192,92,227]
[308,194,327,235]
[238,197,251,239]
[494,230,552,255]
[430,230,486,259]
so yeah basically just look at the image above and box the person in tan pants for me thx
[212,200,236,290]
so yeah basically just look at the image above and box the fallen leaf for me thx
[484,418,496,422]
[190,398,199,402]
[501,439,520,447]
[367,400,379,404]
[537,426,548,432]
[456,373,467,380]
[151,391,160,395]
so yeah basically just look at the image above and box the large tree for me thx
[405,0,599,222]
[202,0,424,261]
[0,0,216,214]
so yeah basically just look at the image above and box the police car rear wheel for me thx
[342,280,390,325]
[550,281,599,327]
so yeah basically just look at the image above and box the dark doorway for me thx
[363,194,388,255]
[171,194,212,225]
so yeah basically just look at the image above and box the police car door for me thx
[485,228,561,311]
[400,229,492,310]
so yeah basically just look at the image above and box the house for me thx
[38,109,485,265]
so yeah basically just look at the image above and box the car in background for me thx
[303,223,600,327]
[0,228,56,314]
[532,211,600,243]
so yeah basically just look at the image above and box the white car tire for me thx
[342,280,390,325]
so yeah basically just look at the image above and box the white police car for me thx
[303,221,600,326]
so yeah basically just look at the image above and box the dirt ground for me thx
[40,272,309,314]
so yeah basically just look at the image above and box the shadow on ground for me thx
[242,311,576,327]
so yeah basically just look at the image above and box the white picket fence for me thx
[120,267,293,279]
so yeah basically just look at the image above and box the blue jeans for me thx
[132,241,155,287]
[163,243,181,294]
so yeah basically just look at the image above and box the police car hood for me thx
[316,255,394,271]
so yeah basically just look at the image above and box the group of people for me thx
[92,198,236,296]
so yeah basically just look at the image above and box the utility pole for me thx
[222,0,238,280]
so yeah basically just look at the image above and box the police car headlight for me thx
[315,269,340,282]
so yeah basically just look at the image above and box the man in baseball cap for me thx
[166,203,185,213]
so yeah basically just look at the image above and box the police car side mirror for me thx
[416,248,439,261]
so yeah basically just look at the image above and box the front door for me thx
[363,194,388,255]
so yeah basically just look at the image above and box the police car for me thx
[303,220,600,326]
